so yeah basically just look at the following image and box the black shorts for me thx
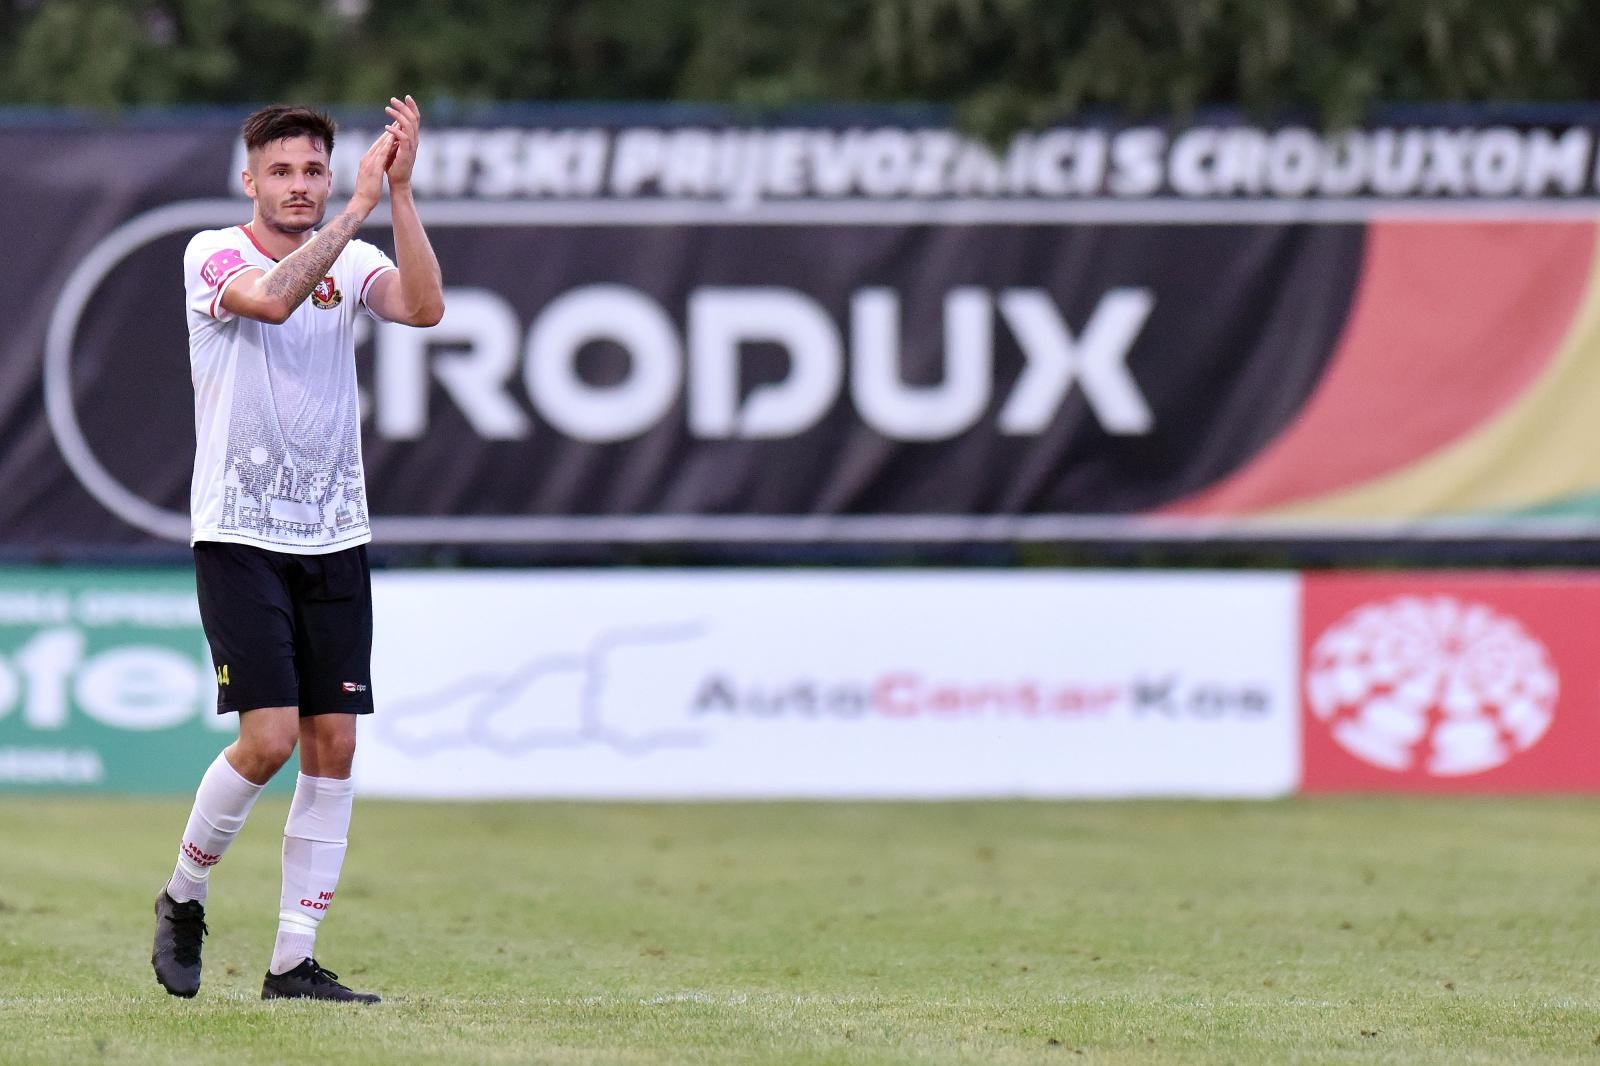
[193,541,375,716]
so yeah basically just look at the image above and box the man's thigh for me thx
[290,545,375,717]
[194,541,299,714]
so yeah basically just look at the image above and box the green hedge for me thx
[5,0,1599,132]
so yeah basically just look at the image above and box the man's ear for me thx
[241,168,256,200]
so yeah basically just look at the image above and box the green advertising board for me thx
[0,568,287,793]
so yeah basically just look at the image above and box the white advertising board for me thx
[356,570,1300,798]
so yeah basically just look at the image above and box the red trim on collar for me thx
[237,224,280,262]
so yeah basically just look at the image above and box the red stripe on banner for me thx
[1164,220,1595,516]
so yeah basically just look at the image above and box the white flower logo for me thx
[1306,596,1558,776]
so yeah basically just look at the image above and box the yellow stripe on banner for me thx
[1267,221,1600,521]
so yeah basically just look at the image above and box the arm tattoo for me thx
[262,211,364,307]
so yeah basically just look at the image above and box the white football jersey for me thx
[184,225,395,554]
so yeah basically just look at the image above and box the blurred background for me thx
[3,0,1600,800]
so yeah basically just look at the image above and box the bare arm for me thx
[367,187,444,326]
[366,96,445,327]
[222,132,396,324]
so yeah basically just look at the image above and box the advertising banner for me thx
[10,564,1600,798]
[8,106,1600,553]
[0,568,235,793]
[1300,572,1600,792]
[357,569,1300,799]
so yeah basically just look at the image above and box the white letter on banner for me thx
[376,288,530,440]
[17,628,84,730]
[75,647,200,730]
[1169,128,1221,196]
[1523,128,1588,195]
[850,288,991,440]
[1469,129,1523,196]
[661,129,717,197]
[610,129,665,195]
[998,289,1154,435]
[1371,129,1426,196]
[0,656,19,723]
[427,129,478,198]
[472,129,523,198]
[1422,129,1469,195]
[689,288,842,438]
[859,129,915,197]
[1319,131,1368,196]
[526,286,681,442]
[1109,128,1166,196]
[1266,129,1321,197]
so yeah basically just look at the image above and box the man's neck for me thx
[244,218,314,261]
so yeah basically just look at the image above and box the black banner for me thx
[7,106,1600,551]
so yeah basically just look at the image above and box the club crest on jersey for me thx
[312,276,342,309]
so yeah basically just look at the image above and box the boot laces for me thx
[164,901,208,966]
[303,959,349,988]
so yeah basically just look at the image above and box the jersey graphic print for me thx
[186,227,395,553]
[217,353,368,542]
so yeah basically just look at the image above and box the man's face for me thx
[243,135,332,235]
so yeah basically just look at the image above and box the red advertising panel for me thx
[1302,573,1600,792]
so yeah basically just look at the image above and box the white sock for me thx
[166,751,265,903]
[270,773,355,975]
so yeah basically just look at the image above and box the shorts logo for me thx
[342,681,367,693]
[311,276,342,309]
[216,664,230,686]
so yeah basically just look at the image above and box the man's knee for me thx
[321,732,357,773]
[229,709,300,782]
[304,722,357,778]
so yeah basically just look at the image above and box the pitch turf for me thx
[2,796,1598,1064]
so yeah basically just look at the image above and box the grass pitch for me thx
[2,796,1598,1064]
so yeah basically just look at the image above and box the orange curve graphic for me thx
[1267,225,1600,520]
[1163,219,1596,517]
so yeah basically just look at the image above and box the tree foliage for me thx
[4,0,1600,132]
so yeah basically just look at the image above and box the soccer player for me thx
[151,97,443,1003]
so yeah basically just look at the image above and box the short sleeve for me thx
[184,230,257,322]
[348,239,399,322]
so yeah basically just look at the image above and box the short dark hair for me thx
[241,105,336,156]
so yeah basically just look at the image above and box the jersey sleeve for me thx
[349,239,400,322]
[184,230,257,323]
